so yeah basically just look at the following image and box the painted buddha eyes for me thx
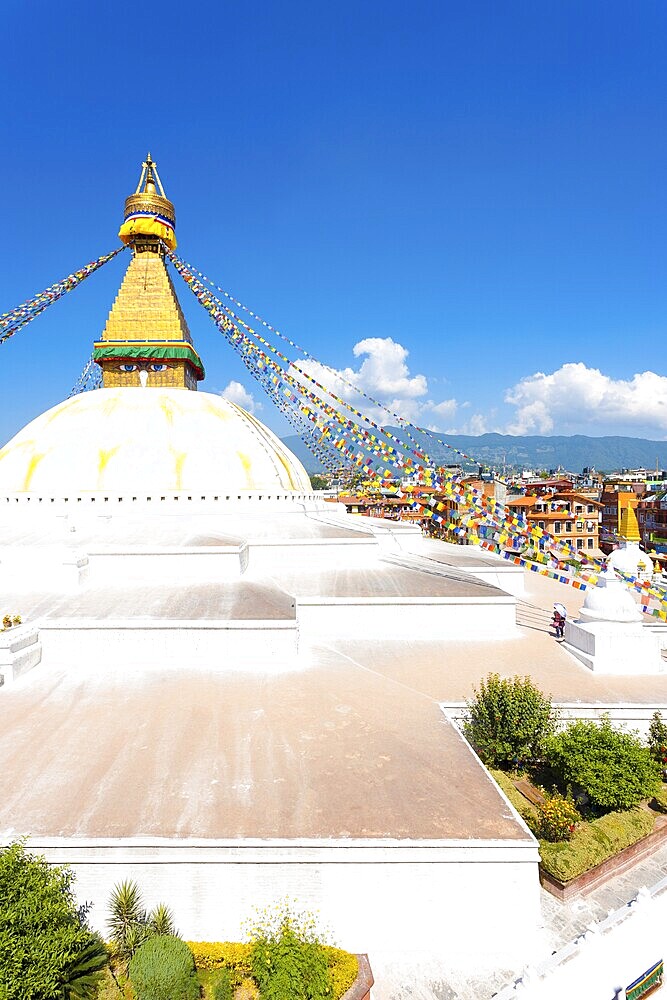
[117,362,169,373]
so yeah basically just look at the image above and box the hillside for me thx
[282,431,667,475]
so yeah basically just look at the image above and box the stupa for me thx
[608,507,655,583]
[563,566,664,674]
[0,158,541,982]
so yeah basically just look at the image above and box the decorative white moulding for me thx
[0,625,42,686]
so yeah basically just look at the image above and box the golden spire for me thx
[618,504,641,542]
[119,153,177,253]
[93,156,203,390]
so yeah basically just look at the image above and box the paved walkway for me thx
[380,840,667,1000]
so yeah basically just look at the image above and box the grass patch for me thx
[539,806,655,882]
[490,769,538,823]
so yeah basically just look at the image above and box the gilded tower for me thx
[93,154,205,390]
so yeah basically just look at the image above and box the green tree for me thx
[128,936,199,1000]
[248,901,333,1000]
[309,475,328,491]
[463,673,557,768]
[0,841,106,1000]
[548,717,662,811]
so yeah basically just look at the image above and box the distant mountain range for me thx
[282,431,667,475]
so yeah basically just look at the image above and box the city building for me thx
[637,487,667,560]
[506,490,603,554]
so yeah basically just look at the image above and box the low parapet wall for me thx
[297,594,517,640]
[37,619,299,670]
[19,837,541,972]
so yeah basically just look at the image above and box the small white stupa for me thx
[607,506,654,582]
[563,566,664,674]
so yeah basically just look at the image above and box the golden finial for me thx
[120,153,177,252]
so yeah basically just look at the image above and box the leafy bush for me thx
[248,902,333,1000]
[463,673,557,767]
[534,791,579,842]
[129,936,199,1000]
[548,717,662,811]
[188,939,356,1000]
[0,841,107,1000]
[187,941,252,985]
[212,968,233,1000]
[647,711,667,767]
[539,806,655,881]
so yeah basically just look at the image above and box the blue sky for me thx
[1,0,666,445]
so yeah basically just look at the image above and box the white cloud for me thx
[221,380,262,414]
[291,337,459,426]
[504,363,667,437]
[349,337,428,399]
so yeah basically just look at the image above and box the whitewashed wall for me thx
[27,837,541,971]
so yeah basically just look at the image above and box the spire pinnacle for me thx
[120,153,176,252]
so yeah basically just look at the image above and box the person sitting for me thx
[551,611,565,639]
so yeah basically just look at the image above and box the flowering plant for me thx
[1,614,21,632]
[536,791,580,842]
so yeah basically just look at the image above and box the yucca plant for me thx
[108,880,148,965]
[148,902,178,937]
[107,880,180,971]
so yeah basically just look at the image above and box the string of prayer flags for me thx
[0,247,126,346]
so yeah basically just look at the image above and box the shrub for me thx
[187,941,252,986]
[129,936,199,1000]
[188,940,356,1000]
[325,948,358,999]
[534,791,580,842]
[212,968,233,1000]
[0,841,107,1000]
[647,711,667,767]
[463,673,557,767]
[248,901,333,1000]
[548,717,662,811]
[539,806,655,881]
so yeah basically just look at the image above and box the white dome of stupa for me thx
[579,567,642,623]
[608,541,653,582]
[0,387,311,497]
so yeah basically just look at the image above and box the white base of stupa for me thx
[562,619,665,674]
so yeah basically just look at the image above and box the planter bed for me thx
[341,955,374,1000]
[540,816,667,902]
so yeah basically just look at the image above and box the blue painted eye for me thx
[150,363,168,372]
[119,364,137,372]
